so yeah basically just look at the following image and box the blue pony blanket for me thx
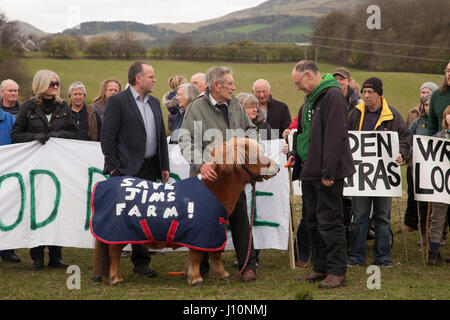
[90,176,228,251]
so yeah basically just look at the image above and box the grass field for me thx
[1,58,448,300]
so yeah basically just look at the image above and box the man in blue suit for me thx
[100,61,170,278]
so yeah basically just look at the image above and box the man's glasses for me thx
[293,72,308,87]
[49,81,60,88]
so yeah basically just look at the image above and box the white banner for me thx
[292,131,402,197]
[0,139,289,250]
[413,135,450,204]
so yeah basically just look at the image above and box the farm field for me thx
[1,58,448,301]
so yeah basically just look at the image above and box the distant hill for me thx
[13,20,48,39]
[16,0,373,46]
[156,0,372,33]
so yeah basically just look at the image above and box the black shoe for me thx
[427,251,442,266]
[48,259,69,269]
[373,260,394,268]
[1,253,21,263]
[31,259,44,270]
[133,266,157,278]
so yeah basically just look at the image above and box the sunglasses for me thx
[49,81,60,88]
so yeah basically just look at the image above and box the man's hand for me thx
[286,155,296,167]
[200,163,218,181]
[282,128,291,140]
[321,178,334,187]
[161,170,170,183]
[395,154,404,165]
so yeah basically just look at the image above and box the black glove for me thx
[34,132,49,145]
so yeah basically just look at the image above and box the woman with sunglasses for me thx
[12,69,78,270]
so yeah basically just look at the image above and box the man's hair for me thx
[293,60,320,75]
[0,79,19,92]
[206,66,232,89]
[439,62,450,94]
[68,81,87,97]
[128,61,151,86]
[252,79,271,91]
[92,78,122,103]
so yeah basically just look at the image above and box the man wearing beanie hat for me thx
[287,60,355,289]
[347,76,410,268]
[403,81,439,234]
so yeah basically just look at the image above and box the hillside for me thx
[13,20,48,39]
[156,0,372,33]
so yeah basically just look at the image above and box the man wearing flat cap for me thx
[333,68,362,113]
[347,77,410,268]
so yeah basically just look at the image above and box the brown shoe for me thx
[318,274,346,289]
[295,270,327,282]
[241,269,256,282]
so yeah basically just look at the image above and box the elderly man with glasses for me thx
[346,77,410,268]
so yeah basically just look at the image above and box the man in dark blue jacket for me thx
[101,61,170,278]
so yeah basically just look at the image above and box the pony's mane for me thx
[210,138,261,173]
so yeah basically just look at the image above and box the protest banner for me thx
[291,131,403,197]
[412,135,450,204]
[0,138,289,250]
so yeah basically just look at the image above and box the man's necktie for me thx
[216,103,229,127]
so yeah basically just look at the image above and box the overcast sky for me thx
[0,0,267,33]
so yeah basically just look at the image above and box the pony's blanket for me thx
[90,176,228,251]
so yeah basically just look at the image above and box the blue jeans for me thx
[349,196,392,265]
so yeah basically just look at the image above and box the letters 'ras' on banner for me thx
[413,135,450,204]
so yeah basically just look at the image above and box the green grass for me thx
[4,58,448,300]
[224,24,271,34]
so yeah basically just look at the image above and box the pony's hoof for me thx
[192,281,204,287]
[111,280,124,286]
[91,275,103,283]
[220,276,232,283]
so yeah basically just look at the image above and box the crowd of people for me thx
[0,59,449,289]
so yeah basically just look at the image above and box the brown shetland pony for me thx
[91,137,280,286]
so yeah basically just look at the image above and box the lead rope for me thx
[232,179,256,280]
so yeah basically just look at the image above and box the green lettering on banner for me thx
[0,173,26,232]
[30,170,61,230]
[252,191,279,227]
[84,167,109,230]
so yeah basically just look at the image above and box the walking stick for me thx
[287,167,297,270]
[425,202,432,262]
[397,197,409,268]
[416,202,426,269]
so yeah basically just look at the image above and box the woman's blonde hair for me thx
[441,105,450,130]
[168,75,186,91]
[32,69,63,104]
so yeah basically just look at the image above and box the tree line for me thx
[311,0,450,74]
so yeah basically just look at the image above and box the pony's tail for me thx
[92,239,109,282]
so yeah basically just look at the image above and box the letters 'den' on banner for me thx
[0,138,289,250]
[413,135,450,204]
[292,131,403,197]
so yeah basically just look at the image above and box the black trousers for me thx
[302,179,347,276]
[111,156,161,268]
[30,246,62,262]
[200,191,257,274]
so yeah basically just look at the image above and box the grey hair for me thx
[178,82,199,104]
[206,66,232,89]
[252,79,271,91]
[191,72,206,82]
[0,79,19,91]
[236,92,258,108]
[293,60,319,74]
[68,81,87,97]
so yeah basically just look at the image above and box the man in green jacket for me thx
[179,66,258,282]
[428,61,450,135]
